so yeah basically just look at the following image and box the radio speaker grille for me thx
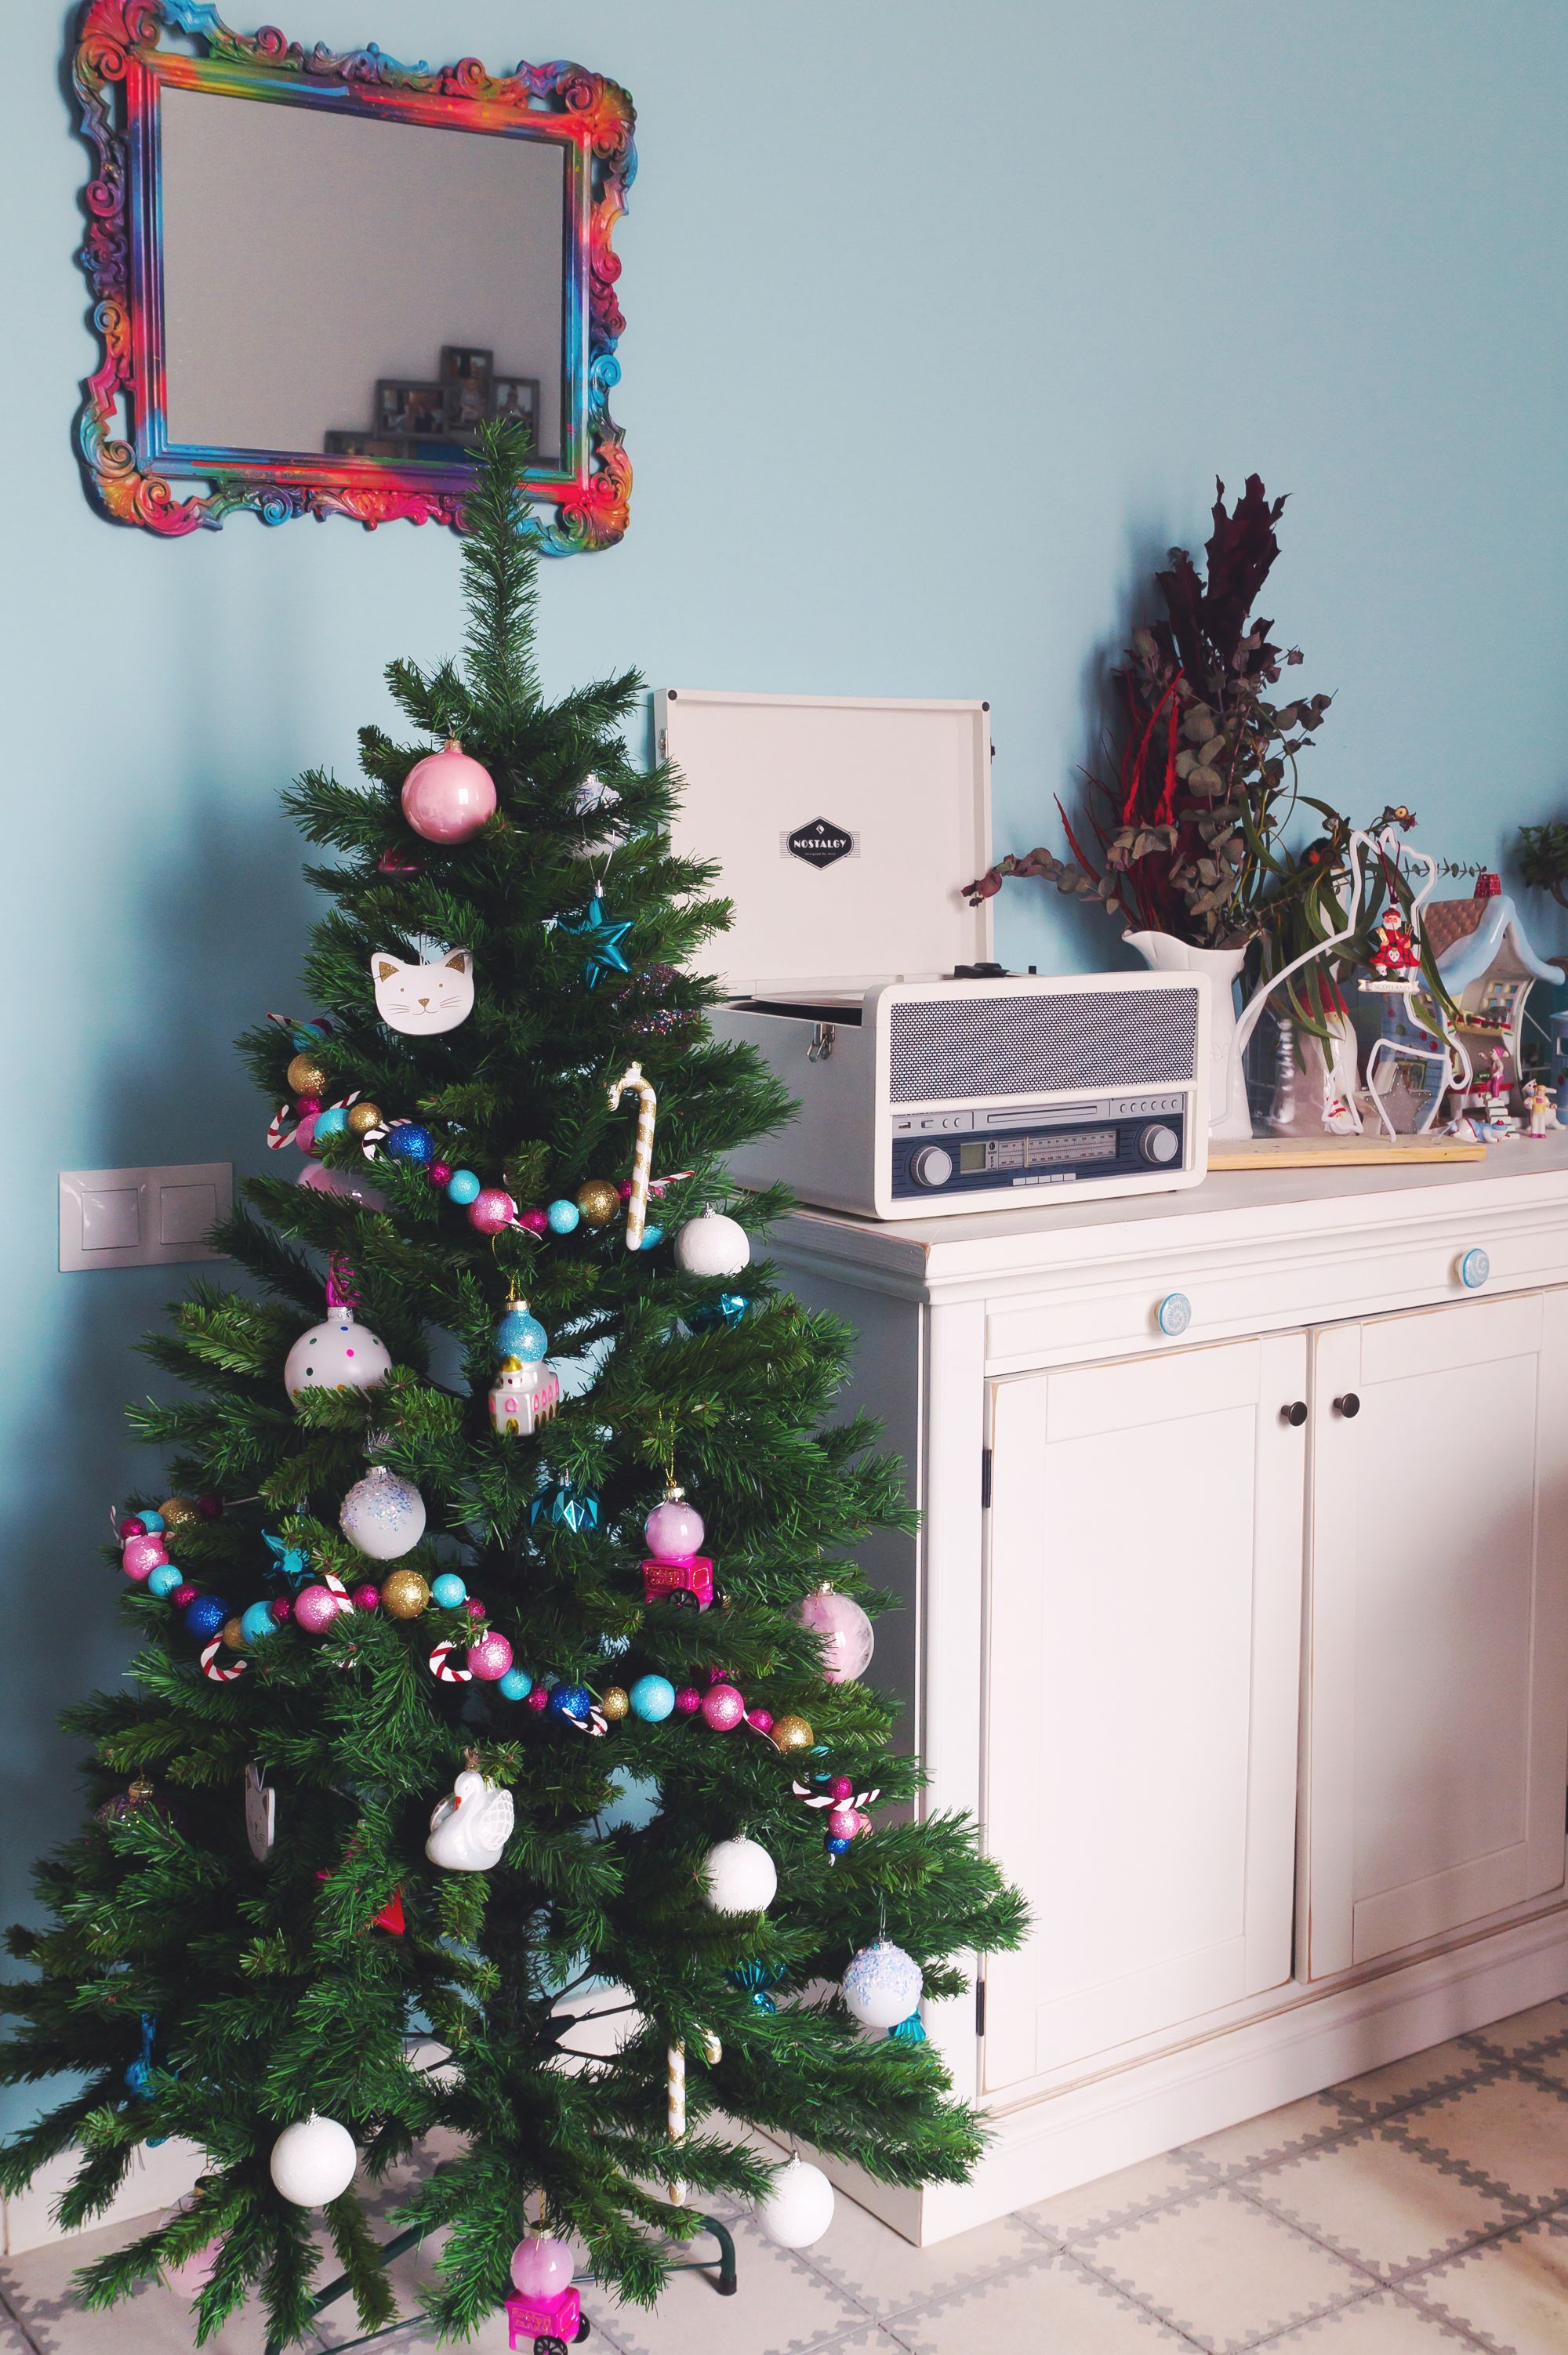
[887,987,1200,1105]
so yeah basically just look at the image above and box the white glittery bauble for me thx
[674,1209,752,1279]
[840,1940,923,2030]
[284,1308,391,1400]
[753,2157,835,2249]
[339,1466,426,1561]
[701,1835,777,1915]
[268,2115,358,2206]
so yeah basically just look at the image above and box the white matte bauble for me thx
[701,1835,777,1915]
[674,1208,752,1280]
[285,1307,392,1400]
[269,2114,358,2206]
[339,1466,426,1560]
[753,2156,835,2249]
[840,1940,924,2030]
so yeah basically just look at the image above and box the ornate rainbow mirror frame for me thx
[72,2,635,546]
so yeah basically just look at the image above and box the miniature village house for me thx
[1422,876,1560,1092]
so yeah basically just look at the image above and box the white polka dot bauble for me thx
[268,2114,358,2206]
[339,1465,426,1560]
[284,1307,391,1400]
[840,1940,924,2030]
[673,1208,752,1279]
[701,1834,777,1915]
[753,2156,835,2249]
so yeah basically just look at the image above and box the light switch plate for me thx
[60,1163,232,1272]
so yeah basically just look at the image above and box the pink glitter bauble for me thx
[674,1686,702,1715]
[826,1807,858,1841]
[350,1584,380,1613]
[526,1686,550,1711]
[293,1584,341,1634]
[617,1181,634,1200]
[510,2236,575,2299]
[296,1094,321,1119]
[294,1116,318,1154]
[517,1207,549,1233]
[122,1533,167,1579]
[746,1707,775,1734]
[829,1775,854,1802]
[428,1162,452,1188]
[270,1597,293,1624]
[198,1493,223,1519]
[644,1497,705,1560]
[401,740,497,844]
[118,1515,146,1540]
[468,1187,517,1234]
[465,1597,487,1621]
[702,1684,746,1731]
[468,1631,514,1681]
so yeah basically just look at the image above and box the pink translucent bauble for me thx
[293,1584,342,1634]
[797,1588,876,1685]
[526,1686,550,1711]
[826,1807,858,1841]
[401,741,497,844]
[350,1584,380,1612]
[829,1775,854,1802]
[674,1686,702,1715]
[644,1497,705,1560]
[297,1161,388,1213]
[465,1597,487,1621]
[296,1095,321,1119]
[852,1810,873,1837]
[172,1583,198,1609]
[702,1684,746,1731]
[510,2235,575,2299]
[118,1515,146,1540]
[428,1162,452,1188]
[517,1207,549,1233]
[270,1597,293,1624]
[468,1631,514,1681]
[166,2237,222,2296]
[122,1533,167,1579]
[468,1187,517,1235]
[746,1707,775,1734]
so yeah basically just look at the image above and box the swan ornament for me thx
[425,1769,514,1872]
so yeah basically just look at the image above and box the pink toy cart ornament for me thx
[641,1484,714,1610]
[505,2285,586,2351]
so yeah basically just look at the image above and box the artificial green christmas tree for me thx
[0,427,1023,2348]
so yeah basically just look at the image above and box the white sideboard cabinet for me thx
[770,1136,1568,2244]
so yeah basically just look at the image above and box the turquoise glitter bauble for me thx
[430,1572,468,1609]
[546,1199,579,1234]
[495,1305,548,1361]
[445,1169,481,1206]
[140,1509,166,1534]
[498,1667,533,1701]
[147,1565,182,1599]
[240,1601,277,1645]
[314,1105,348,1140]
[630,1674,676,1722]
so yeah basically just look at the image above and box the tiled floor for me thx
[9,1998,1568,2353]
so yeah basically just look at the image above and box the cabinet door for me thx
[1301,1291,1568,1979]
[981,1334,1307,2094]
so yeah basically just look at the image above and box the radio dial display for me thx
[958,1127,1118,1175]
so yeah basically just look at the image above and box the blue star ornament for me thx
[562,894,632,989]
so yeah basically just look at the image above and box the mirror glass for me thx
[157,87,565,469]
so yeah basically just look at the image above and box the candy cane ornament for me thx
[666,2038,687,2205]
[200,1638,247,1683]
[429,1640,473,1685]
[608,1062,658,1250]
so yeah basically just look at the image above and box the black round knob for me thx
[1333,1392,1361,1419]
[909,1144,954,1188]
[1281,1401,1308,1427]
[1140,1123,1181,1167]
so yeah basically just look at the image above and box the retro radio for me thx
[659,688,1210,1221]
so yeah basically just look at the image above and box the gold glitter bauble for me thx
[771,1714,814,1754]
[599,1686,630,1721]
[347,1101,383,1137]
[575,1178,620,1228]
[380,1569,430,1620]
[286,1052,328,1096]
[220,1617,245,1652]
[159,1495,200,1529]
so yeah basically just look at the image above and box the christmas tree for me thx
[0,427,1023,2349]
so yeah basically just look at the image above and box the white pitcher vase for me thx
[1123,931,1253,1140]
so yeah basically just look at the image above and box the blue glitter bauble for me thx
[313,1105,348,1140]
[546,1199,580,1234]
[239,1602,277,1645]
[183,1595,229,1641]
[498,1667,533,1701]
[638,1225,664,1251]
[495,1306,548,1362]
[387,1123,436,1166]
[147,1566,182,1599]
[548,1683,592,1722]
[630,1674,676,1722]
[140,1509,165,1534]
[445,1169,481,1205]
[825,1834,852,1857]
[430,1572,468,1609]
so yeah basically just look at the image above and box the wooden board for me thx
[1209,1134,1487,1169]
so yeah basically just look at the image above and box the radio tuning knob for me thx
[1139,1123,1181,1167]
[909,1144,954,1188]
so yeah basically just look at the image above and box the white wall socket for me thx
[59,1163,233,1272]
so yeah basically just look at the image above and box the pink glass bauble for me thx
[510,2235,575,2299]
[297,1161,388,1213]
[293,1584,342,1634]
[172,1584,198,1609]
[526,1686,550,1711]
[401,740,497,844]
[852,1810,873,1837]
[517,1207,549,1233]
[428,1162,452,1188]
[645,1497,704,1560]
[118,1515,147,1540]
[294,1116,318,1154]
[122,1534,167,1580]
[797,1588,875,1685]
[296,1095,322,1119]
[830,1775,854,1802]
[465,1597,487,1621]
[674,1686,702,1715]
[468,1187,517,1235]
[702,1684,746,1732]
[827,1807,858,1841]
[746,1707,775,1734]
[270,1597,293,1623]
[351,1584,380,1612]
[165,2236,222,2296]
[468,1631,514,1681]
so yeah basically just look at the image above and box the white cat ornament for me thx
[425,1769,514,1873]
[371,949,475,1036]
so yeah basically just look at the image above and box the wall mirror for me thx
[73,2,635,547]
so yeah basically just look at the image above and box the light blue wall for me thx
[5,0,1567,2124]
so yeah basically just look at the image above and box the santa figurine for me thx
[1369,905,1421,982]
